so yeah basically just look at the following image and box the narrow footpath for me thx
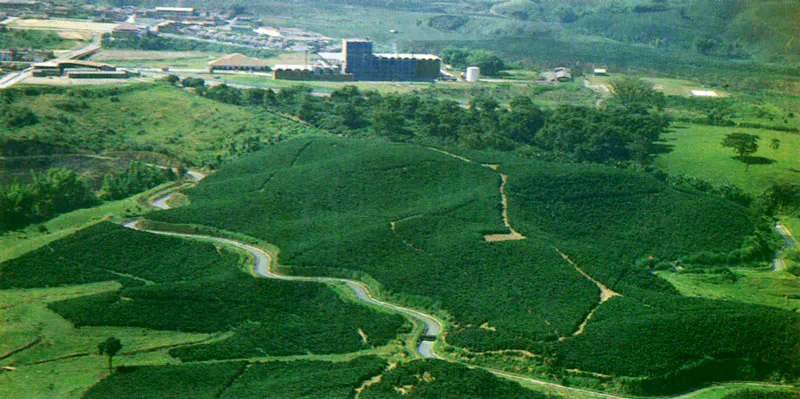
[556,249,621,339]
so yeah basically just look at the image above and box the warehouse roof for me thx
[208,53,269,68]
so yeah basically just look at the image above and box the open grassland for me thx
[679,385,800,399]
[657,269,800,311]
[0,283,210,399]
[90,50,221,69]
[0,84,316,166]
[0,29,76,50]
[588,74,729,97]
[653,123,800,194]
[149,137,797,394]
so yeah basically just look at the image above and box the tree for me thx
[465,50,506,76]
[770,138,781,151]
[161,74,180,86]
[609,76,664,109]
[721,133,760,169]
[98,337,122,373]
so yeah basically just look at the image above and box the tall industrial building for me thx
[315,39,440,82]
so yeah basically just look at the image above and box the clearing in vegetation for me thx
[653,123,800,194]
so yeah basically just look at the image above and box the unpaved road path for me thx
[773,222,797,271]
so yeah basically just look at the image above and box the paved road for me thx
[123,220,444,359]
[0,36,101,89]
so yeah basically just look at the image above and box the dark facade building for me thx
[339,40,440,82]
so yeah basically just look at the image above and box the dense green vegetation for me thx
[83,362,247,399]
[147,137,793,392]
[84,357,388,399]
[0,29,69,49]
[0,223,241,288]
[2,222,405,360]
[0,168,96,232]
[221,357,387,398]
[188,83,670,165]
[0,84,315,167]
[152,137,599,349]
[557,296,800,395]
[0,163,177,232]
[52,274,406,360]
[360,359,546,399]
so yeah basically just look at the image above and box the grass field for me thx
[0,283,209,399]
[0,84,317,166]
[91,50,222,69]
[653,123,800,194]
[657,269,800,311]
[0,29,78,50]
[587,74,729,97]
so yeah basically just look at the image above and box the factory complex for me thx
[271,39,441,82]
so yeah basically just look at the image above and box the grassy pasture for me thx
[657,269,800,311]
[0,84,315,166]
[653,123,800,194]
[0,29,75,50]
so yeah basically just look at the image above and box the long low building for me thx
[208,53,270,72]
[31,59,116,77]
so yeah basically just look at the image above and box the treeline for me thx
[439,46,507,75]
[175,80,671,165]
[0,162,178,232]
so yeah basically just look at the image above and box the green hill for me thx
[151,137,798,393]
[0,84,314,167]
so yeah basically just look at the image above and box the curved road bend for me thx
[121,221,443,359]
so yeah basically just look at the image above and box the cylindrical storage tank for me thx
[465,66,480,82]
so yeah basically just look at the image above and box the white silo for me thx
[465,66,480,82]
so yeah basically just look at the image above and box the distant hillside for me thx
[0,84,315,167]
